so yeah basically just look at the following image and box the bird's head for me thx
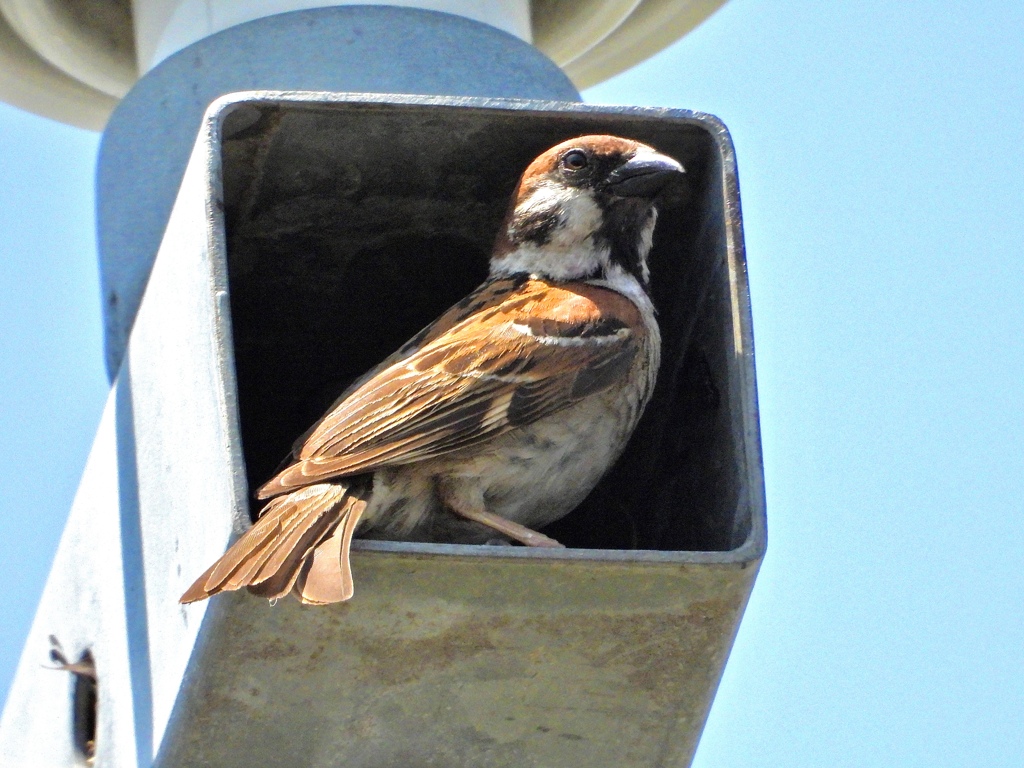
[491,135,684,286]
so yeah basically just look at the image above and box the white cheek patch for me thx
[496,181,611,281]
[547,188,604,249]
[518,180,569,218]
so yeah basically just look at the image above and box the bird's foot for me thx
[450,505,566,548]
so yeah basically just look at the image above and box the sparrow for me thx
[181,134,684,606]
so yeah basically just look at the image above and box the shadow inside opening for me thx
[220,101,750,554]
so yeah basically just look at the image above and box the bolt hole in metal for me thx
[70,650,98,765]
[46,637,98,764]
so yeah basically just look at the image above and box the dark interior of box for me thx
[219,100,749,552]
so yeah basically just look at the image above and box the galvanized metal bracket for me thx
[0,92,765,768]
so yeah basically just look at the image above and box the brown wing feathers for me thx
[256,279,641,498]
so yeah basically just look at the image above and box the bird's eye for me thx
[561,149,589,171]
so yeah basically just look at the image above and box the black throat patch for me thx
[597,198,653,286]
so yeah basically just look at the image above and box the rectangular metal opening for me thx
[218,96,755,554]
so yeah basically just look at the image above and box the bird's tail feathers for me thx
[180,482,368,605]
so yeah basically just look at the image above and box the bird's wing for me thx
[257,277,643,498]
[282,276,532,457]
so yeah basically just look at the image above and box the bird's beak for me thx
[605,150,685,198]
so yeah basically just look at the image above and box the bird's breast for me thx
[442,335,658,531]
[361,288,659,543]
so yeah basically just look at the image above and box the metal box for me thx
[0,92,764,768]
[161,92,765,767]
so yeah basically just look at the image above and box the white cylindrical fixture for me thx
[0,1,731,128]
[532,0,640,68]
[97,5,579,377]
[0,0,136,97]
[131,0,532,71]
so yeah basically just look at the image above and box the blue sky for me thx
[2,1,1023,764]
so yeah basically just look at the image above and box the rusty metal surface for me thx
[153,92,764,767]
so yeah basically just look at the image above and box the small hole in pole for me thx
[71,650,97,765]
